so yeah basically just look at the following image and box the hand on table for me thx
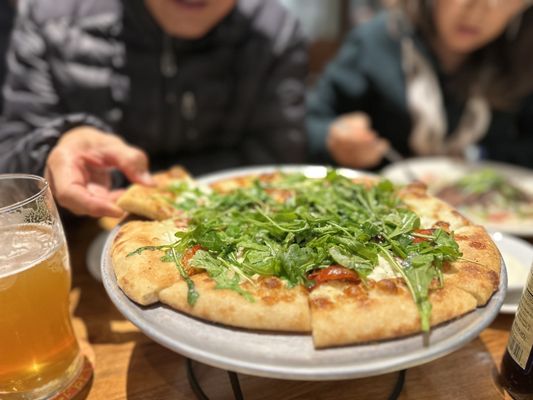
[327,113,389,169]
[45,126,154,218]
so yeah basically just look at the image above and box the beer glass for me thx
[0,174,83,399]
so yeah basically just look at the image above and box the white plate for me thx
[381,157,533,236]
[101,165,507,380]
[490,232,533,314]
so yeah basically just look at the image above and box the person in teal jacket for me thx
[308,0,533,169]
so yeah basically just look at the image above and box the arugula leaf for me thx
[190,250,254,301]
[170,247,199,306]
[279,244,317,285]
[193,227,226,252]
[127,245,168,257]
[377,246,433,332]
[329,246,374,277]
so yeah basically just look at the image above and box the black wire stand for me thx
[185,358,406,400]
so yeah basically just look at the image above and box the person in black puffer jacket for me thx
[0,0,15,113]
[0,0,308,217]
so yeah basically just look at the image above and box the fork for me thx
[383,146,419,182]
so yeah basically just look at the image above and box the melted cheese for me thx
[367,256,401,281]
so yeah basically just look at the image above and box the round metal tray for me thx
[101,165,507,381]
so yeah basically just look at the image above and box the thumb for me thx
[99,144,155,186]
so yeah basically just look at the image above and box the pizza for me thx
[111,167,501,348]
[116,166,193,220]
[435,168,533,225]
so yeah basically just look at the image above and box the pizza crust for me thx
[399,183,470,230]
[444,225,501,305]
[309,279,477,348]
[159,274,312,332]
[117,166,191,220]
[111,219,188,305]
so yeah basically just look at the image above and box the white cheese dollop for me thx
[367,256,401,281]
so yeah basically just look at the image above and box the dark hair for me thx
[397,0,533,110]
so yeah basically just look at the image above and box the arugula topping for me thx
[128,171,462,332]
[457,169,513,196]
[456,169,531,210]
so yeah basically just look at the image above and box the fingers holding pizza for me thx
[116,166,193,220]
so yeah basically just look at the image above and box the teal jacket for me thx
[307,13,533,168]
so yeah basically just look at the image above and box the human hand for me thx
[327,113,389,169]
[45,126,154,218]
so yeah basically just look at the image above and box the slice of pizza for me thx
[116,166,193,220]
[111,218,196,305]
[398,182,470,231]
[159,274,311,332]
[112,220,311,331]
[308,274,477,348]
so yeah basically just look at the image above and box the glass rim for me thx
[0,174,49,214]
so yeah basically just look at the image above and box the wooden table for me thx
[67,219,516,400]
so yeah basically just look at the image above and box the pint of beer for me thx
[0,175,82,399]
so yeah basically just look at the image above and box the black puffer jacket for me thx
[0,0,308,176]
[0,0,15,113]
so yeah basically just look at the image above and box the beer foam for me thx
[0,224,62,279]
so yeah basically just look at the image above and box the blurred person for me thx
[350,0,397,26]
[0,0,307,217]
[307,0,533,170]
[0,0,15,113]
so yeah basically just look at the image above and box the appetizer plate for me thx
[381,157,533,237]
[101,165,506,380]
[490,232,533,314]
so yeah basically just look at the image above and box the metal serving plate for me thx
[101,165,507,380]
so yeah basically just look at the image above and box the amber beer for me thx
[0,224,81,397]
[0,174,83,399]
[500,264,533,399]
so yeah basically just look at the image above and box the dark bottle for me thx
[500,265,533,400]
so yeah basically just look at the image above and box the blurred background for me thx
[0,0,397,102]
[281,0,396,81]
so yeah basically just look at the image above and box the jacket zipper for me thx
[160,35,198,147]
[161,34,179,149]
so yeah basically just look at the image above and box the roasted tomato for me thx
[181,244,204,270]
[412,228,435,244]
[308,265,360,289]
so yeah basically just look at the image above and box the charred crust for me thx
[442,261,454,273]
[261,277,283,289]
[451,210,467,220]
[487,270,500,289]
[376,279,399,294]
[173,217,190,228]
[261,295,277,305]
[342,284,369,299]
[260,291,296,304]
[407,181,428,192]
[469,240,486,250]
[258,172,281,183]
[114,230,126,243]
[311,297,334,309]
[432,221,450,232]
